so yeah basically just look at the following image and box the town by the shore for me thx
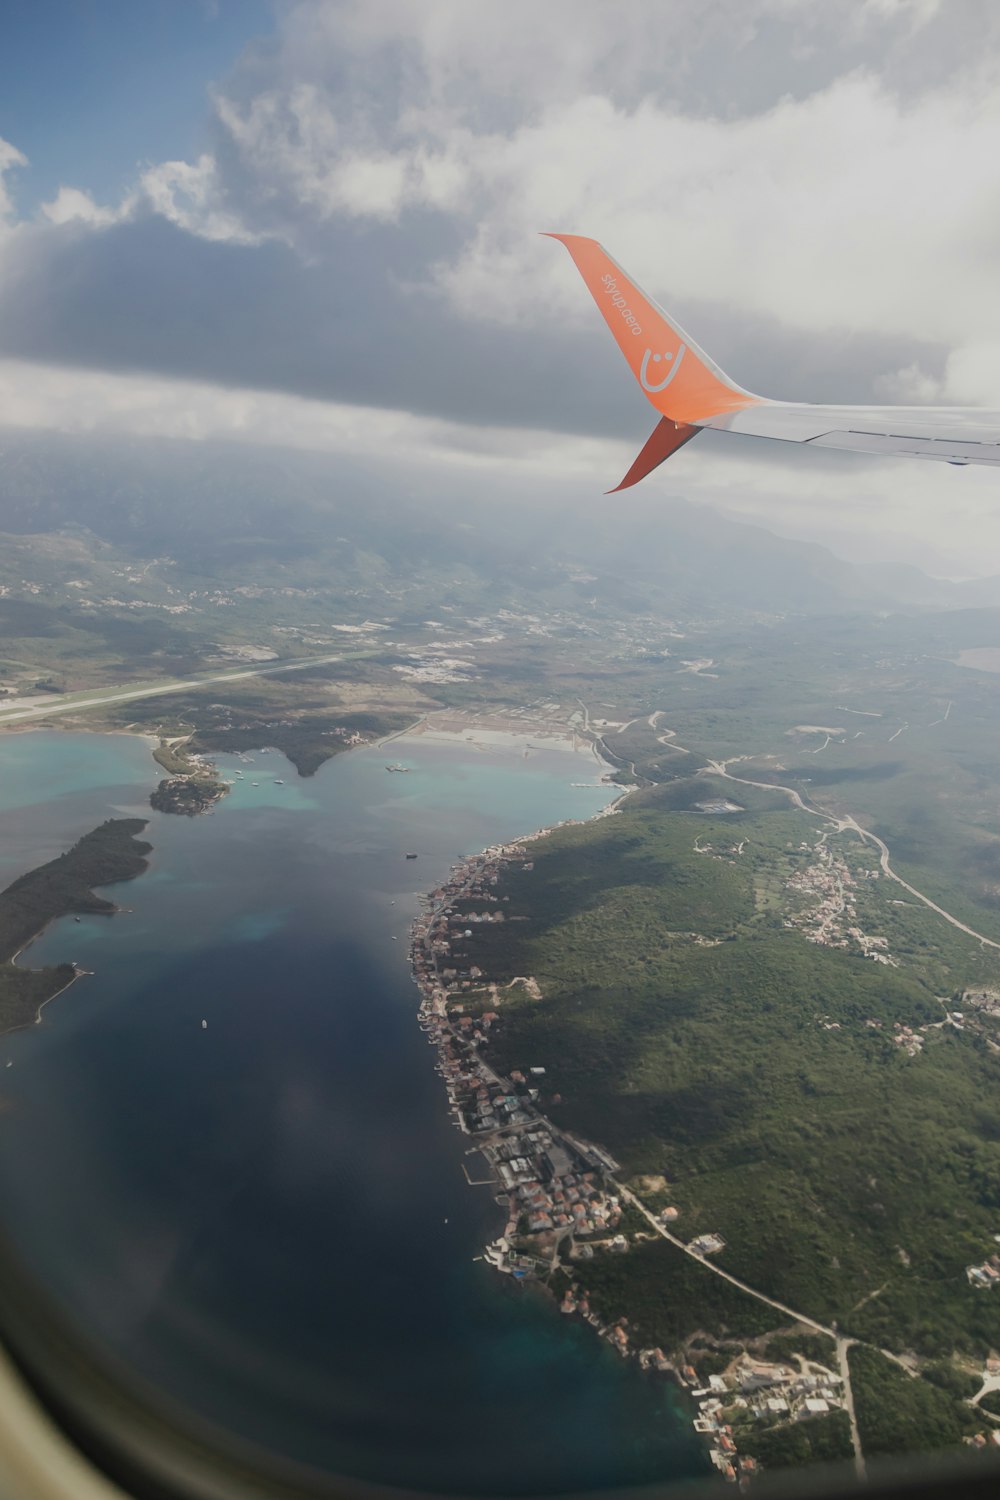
[407,753,920,1488]
[406,810,784,1486]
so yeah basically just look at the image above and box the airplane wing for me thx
[546,233,1000,490]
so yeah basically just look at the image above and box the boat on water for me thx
[274,779,285,785]
[405,852,418,859]
[385,763,410,773]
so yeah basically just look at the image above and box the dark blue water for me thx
[0,731,707,1494]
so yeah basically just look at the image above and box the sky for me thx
[2,0,1000,575]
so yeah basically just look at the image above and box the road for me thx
[841,818,1000,953]
[705,758,1000,952]
[612,1181,867,1478]
[614,1182,836,1336]
[0,652,358,728]
[836,1338,867,1482]
[705,758,819,817]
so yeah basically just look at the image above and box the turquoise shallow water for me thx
[0,730,157,885]
[0,730,707,1495]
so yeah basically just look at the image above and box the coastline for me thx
[0,819,152,1040]
[404,754,712,1403]
[8,918,113,1035]
[0,952,93,1039]
[0,719,715,1492]
[403,743,776,1485]
[401,816,722,1458]
[0,723,160,748]
[29,965,95,1029]
[388,708,607,760]
[403,747,896,1485]
[406,722,627,1162]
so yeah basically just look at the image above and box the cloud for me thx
[0,354,624,480]
[2,4,996,409]
[213,85,444,226]
[430,74,1000,361]
[1,354,997,579]
[0,137,28,226]
[1,0,1000,574]
[943,343,1000,407]
[40,186,124,229]
[854,0,941,33]
[136,154,265,244]
[874,362,944,403]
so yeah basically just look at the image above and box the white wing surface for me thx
[547,233,1000,487]
[704,403,1000,466]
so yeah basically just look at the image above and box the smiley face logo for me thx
[640,343,687,394]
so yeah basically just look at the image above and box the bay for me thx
[0,730,706,1495]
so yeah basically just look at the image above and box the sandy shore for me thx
[395,709,603,759]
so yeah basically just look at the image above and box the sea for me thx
[0,729,707,1495]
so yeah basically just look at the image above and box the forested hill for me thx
[0,819,151,1034]
[444,776,1000,1468]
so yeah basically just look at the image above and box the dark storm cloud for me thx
[0,210,947,441]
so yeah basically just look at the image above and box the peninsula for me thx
[0,820,152,1035]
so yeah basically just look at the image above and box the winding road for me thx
[704,757,1000,952]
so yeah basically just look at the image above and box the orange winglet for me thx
[544,233,762,426]
[608,416,699,493]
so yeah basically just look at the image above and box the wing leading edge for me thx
[546,233,1000,488]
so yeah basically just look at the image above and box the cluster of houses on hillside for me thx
[963,987,1000,1020]
[966,1252,1000,1288]
[785,843,857,946]
[782,842,898,969]
[782,842,897,964]
[689,1353,848,1483]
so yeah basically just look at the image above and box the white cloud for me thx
[136,154,264,244]
[212,83,468,225]
[880,344,1000,407]
[0,356,620,479]
[942,343,1000,407]
[430,74,1000,362]
[874,362,944,403]
[276,0,736,111]
[0,137,27,226]
[854,0,942,31]
[40,186,124,229]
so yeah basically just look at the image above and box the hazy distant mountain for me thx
[547,493,1000,616]
[851,559,1000,610]
[0,427,995,621]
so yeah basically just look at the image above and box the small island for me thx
[150,777,227,816]
[0,819,152,1035]
[147,738,229,817]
